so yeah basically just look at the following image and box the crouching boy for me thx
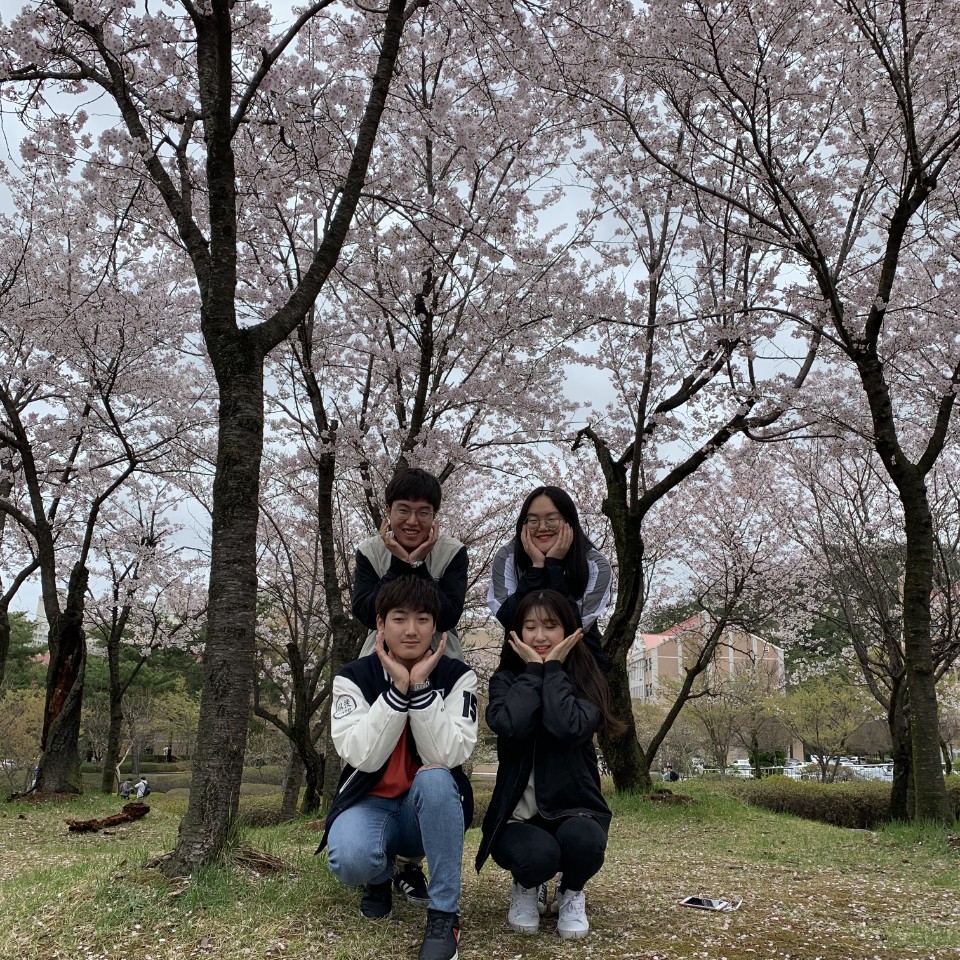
[317,576,478,960]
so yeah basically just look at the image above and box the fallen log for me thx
[66,801,150,832]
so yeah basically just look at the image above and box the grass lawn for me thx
[1,781,958,960]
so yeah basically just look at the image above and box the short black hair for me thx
[376,575,441,623]
[384,468,442,511]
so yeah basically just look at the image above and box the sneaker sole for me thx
[397,887,431,907]
[359,908,392,920]
[508,920,540,934]
[557,927,589,939]
[394,882,431,907]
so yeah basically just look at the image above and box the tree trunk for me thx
[164,349,265,875]
[321,722,343,812]
[100,616,128,794]
[302,744,323,814]
[279,747,303,822]
[849,298,953,822]
[100,694,125,795]
[888,680,913,821]
[599,654,650,792]
[900,494,952,822]
[0,604,10,689]
[0,465,13,687]
[35,562,88,794]
[309,415,362,812]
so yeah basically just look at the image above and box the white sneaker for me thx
[556,888,589,939]
[507,882,540,934]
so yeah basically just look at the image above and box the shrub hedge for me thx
[81,761,192,774]
[730,773,960,828]
[471,783,493,830]
[233,795,287,828]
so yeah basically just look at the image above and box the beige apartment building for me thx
[627,612,786,702]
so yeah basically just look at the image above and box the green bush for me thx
[947,774,960,818]
[729,776,891,828]
[233,795,286,828]
[81,761,192,775]
[730,774,960,829]
[241,765,285,785]
[470,782,493,829]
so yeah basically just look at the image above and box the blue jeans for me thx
[327,766,465,914]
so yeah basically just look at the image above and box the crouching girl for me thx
[475,589,625,939]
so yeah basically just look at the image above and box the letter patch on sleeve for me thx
[333,694,358,719]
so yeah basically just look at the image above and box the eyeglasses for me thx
[392,505,435,522]
[523,513,563,530]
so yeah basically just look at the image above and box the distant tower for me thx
[31,598,49,648]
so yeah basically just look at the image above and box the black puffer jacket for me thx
[475,660,611,872]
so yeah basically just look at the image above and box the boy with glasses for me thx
[353,467,468,660]
[352,467,469,905]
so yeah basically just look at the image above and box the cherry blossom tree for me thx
[0,157,202,796]
[564,0,960,820]
[786,438,960,816]
[620,449,801,789]
[563,152,818,789]
[0,207,40,687]
[84,487,207,794]
[252,452,349,814]
[1,0,429,869]
[247,6,587,810]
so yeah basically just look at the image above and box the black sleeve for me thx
[434,545,468,632]
[485,665,544,739]
[494,558,583,631]
[351,545,468,633]
[540,661,603,745]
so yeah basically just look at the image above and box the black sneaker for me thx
[360,879,392,920]
[394,862,430,906]
[418,908,460,960]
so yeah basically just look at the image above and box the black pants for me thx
[490,814,607,892]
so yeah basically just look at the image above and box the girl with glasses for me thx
[487,486,612,667]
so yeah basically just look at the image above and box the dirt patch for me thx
[647,790,697,805]
[10,791,80,804]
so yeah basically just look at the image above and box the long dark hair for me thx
[499,590,626,738]
[512,486,594,598]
